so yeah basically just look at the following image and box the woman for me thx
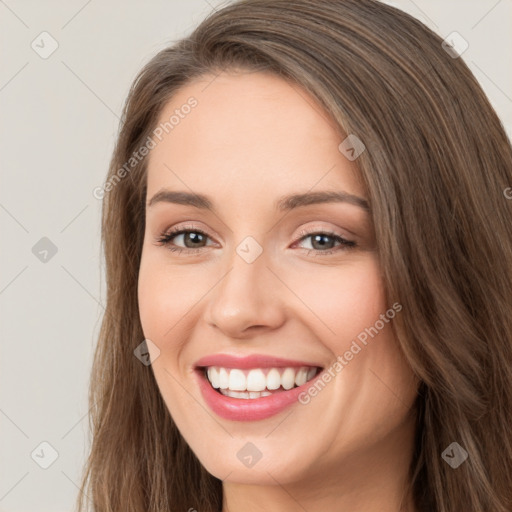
[77,0,512,510]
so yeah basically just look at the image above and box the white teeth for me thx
[220,389,273,399]
[218,367,229,389]
[266,368,281,390]
[205,365,319,394]
[295,367,308,387]
[246,369,267,391]
[228,369,246,391]
[281,368,296,390]
[207,367,220,389]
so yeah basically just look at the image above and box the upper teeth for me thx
[206,366,318,392]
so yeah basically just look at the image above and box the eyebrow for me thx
[147,189,370,212]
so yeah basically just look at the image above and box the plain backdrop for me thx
[1,1,511,510]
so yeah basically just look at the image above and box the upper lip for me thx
[194,353,323,370]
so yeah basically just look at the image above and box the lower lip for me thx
[195,369,319,421]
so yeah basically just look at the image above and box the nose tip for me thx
[203,253,286,338]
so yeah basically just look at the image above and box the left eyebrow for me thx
[147,189,370,213]
[276,190,370,212]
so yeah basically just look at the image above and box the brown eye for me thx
[155,227,213,253]
[294,230,356,255]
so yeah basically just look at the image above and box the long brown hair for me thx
[76,1,512,510]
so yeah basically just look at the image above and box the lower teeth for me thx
[219,389,272,399]
[217,386,295,399]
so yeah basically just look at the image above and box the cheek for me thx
[137,255,201,420]
[294,255,386,346]
[137,253,201,345]
[137,262,170,343]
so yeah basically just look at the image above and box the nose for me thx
[203,244,286,339]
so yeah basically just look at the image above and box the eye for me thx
[154,225,357,256]
[292,229,357,256]
[154,225,214,254]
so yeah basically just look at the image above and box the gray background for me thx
[1,1,511,510]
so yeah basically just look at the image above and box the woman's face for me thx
[138,70,419,488]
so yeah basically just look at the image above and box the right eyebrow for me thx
[147,190,213,210]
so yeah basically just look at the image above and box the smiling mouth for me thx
[199,365,323,399]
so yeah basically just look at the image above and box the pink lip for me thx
[194,353,321,369]
[193,353,323,422]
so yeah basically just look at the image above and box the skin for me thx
[137,70,420,512]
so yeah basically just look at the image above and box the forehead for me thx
[146,71,365,203]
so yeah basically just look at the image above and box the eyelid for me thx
[155,223,217,246]
[159,222,219,241]
[291,227,356,252]
[158,222,352,244]
[291,224,352,242]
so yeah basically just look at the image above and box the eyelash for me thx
[155,224,357,256]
